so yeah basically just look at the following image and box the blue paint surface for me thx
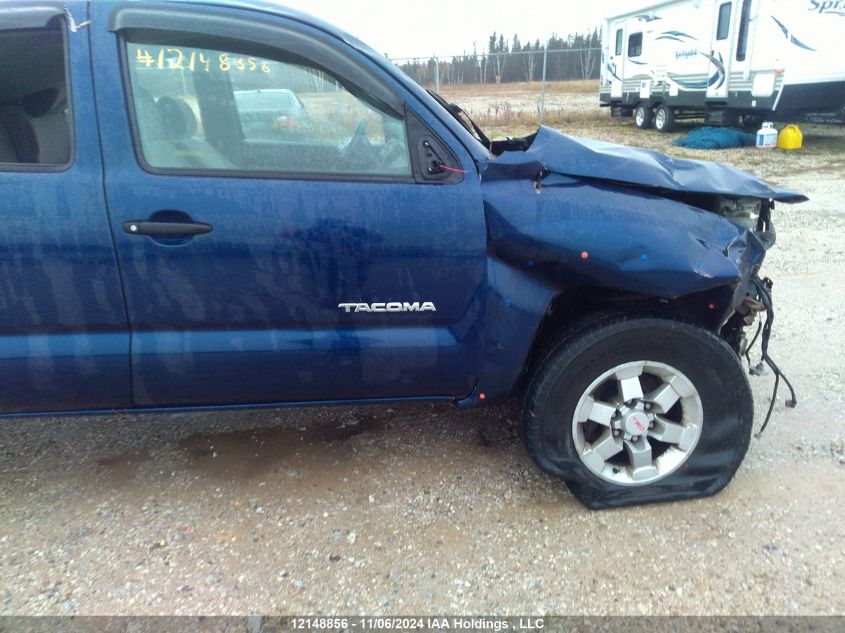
[0,0,806,417]
[0,0,130,413]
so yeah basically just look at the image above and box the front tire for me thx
[654,104,675,133]
[521,316,753,509]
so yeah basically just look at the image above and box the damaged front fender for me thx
[463,174,769,406]
[462,125,806,407]
[485,175,767,299]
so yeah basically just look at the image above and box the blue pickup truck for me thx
[0,0,804,508]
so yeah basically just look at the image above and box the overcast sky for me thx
[272,1,629,60]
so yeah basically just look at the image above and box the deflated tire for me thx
[521,316,754,509]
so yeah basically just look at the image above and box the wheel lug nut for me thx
[613,430,621,437]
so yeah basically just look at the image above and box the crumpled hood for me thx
[480,126,808,203]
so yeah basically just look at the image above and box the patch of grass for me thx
[479,105,615,140]
[435,79,599,98]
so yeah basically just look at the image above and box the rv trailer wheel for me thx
[654,105,675,133]
[634,104,653,129]
[743,114,763,129]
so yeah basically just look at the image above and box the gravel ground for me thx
[0,114,843,617]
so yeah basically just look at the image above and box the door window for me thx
[736,0,752,61]
[628,33,643,58]
[0,18,72,168]
[717,3,732,41]
[615,29,623,56]
[124,34,411,177]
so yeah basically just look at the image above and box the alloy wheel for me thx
[571,361,703,486]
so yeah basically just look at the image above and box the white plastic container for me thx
[756,122,778,149]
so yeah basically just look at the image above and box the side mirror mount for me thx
[406,108,465,184]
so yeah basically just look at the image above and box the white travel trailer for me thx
[600,0,845,131]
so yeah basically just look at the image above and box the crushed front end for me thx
[475,127,805,433]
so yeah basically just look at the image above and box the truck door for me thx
[90,3,487,408]
[0,2,130,415]
[707,1,734,100]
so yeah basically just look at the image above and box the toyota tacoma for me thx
[0,0,804,507]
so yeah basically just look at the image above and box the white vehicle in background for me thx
[600,0,845,132]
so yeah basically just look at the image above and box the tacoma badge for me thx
[338,302,437,313]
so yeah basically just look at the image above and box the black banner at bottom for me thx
[0,617,841,633]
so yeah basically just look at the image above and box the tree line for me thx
[395,30,601,86]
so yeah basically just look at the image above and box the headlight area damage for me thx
[480,128,805,297]
[473,127,805,430]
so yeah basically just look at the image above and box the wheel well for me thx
[523,285,734,385]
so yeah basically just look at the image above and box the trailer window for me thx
[736,0,752,61]
[615,29,623,55]
[628,33,643,58]
[717,3,732,40]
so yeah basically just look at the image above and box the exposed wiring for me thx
[744,319,762,370]
[749,276,797,438]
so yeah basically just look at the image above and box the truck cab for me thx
[0,0,803,508]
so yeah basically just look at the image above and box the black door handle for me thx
[123,220,213,237]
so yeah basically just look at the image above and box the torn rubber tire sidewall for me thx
[522,316,754,509]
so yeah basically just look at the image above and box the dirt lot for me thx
[1,82,844,616]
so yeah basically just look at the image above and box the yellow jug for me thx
[777,124,803,150]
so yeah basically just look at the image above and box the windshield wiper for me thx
[427,89,491,149]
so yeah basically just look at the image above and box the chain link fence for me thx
[389,48,602,125]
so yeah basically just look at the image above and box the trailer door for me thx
[707,1,733,100]
[609,20,625,99]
